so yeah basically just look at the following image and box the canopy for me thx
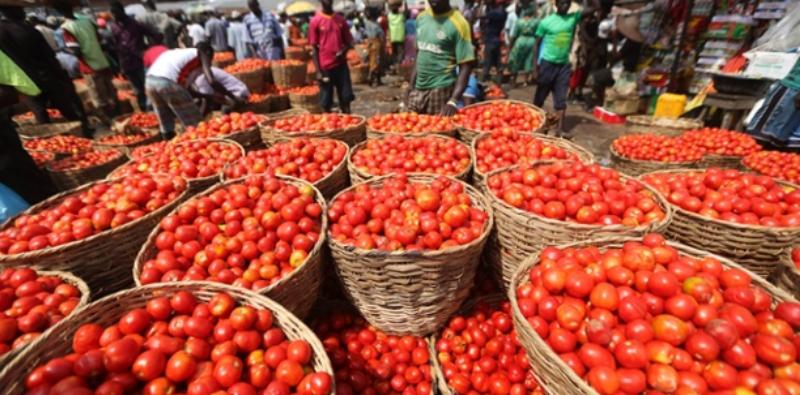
[285,0,317,15]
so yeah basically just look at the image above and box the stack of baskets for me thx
[286,46,309,62]
[16,121,82,140]
[272,61,307,89]
[288,88,321,112]
[350,64,369,85]
[233,68,267,94]
[768,247,800,300]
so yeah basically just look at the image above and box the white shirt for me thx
[147,48,203,87]
[504,11,517,46]
[281,20,291,48]
[192,67,249,99]
[188,23,206,45]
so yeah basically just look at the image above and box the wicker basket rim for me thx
[609,144,702,165]
[365,122,457,136]
[0,175,189,261]
[327,173,495,257]
[625,115,703,128]
[480,162,675,231]
[222,138,350,188]
[452,99,546,134]
[93,132,160,149]
[640,168,800,234]
[471,132,596,177]
[111,138,244,182]
[507,236,797,395]
[133,174,329,297]
[347,135,471,181]
[45,149,126,173]
[260,114,367,134]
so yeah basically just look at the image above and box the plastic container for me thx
[654,93,687,118]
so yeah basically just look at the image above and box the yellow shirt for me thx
[0,49,40,96]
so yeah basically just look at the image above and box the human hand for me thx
[335,48,347,58]
[439,102,458,117]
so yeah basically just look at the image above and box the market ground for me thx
[349,75,624,165]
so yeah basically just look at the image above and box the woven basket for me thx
[509,237,798,395]
[625,115,702,137]
[134,175,328,319]
[350,65,369,85]
[454,100,547,144]
[212,57,235,69]
[0,270,90,370]
[0,176,187,298]
[261,114,367,148]
[327,174,494,336]
[223,139,350,200]
[112,78,130,91]
[46,150,129,191]
[93,131,161,153]
[400,63,414,82]
[699,153,746,170]
[16,121,82,140]
[0,281,335,395]
[642,168,800,278]
[273,93,291,112]
[111,114,159,136]
[289,91,321,110]
[481,163,673,291]
[272,63,307,89]
[118,97,134,114]
[223,119,268,152]
[768,248,800,301]
[13,114,66,127]
[366,125,457,140]
[244,97,273,114]
[233,68,266,94]
[347,135,472,184]
[471,132,596,186]
[609,145,701,177]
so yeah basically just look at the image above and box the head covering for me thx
[97,18,106,28]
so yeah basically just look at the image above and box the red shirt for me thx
[143,45,169,68]
[308,11,352,71]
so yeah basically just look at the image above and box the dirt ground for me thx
[348,74,625,164]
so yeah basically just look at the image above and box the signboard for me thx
[744,51,799,80]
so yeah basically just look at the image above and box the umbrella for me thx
[286,0,317,15]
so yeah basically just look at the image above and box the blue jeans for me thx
[319,62,355,111]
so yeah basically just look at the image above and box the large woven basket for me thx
[244,96,273,114]
[222,118,268,152]
[481,163,673,290]
[13,114,65,127]
[350,65,369,85]
[233,68,266,94]
[261,114,367,148]
[272,93,291,112]
[642,168,800,277]
[93,131,161,153]
[46,150,129,191]
[0,176,187,298]
[625,115,702,137]
[0,270,90,370]
[212,56,235,69]
[133,175,328,319]
[699,153,746,170]
[347,135,472,184]
[286,47,309,62]
[509,237,798,395]
[327,174,494,336]
[471,132,595,186]
[454,100,547,144]
[223,139,350,200]
[0,281,335,395]
[16,121,82,140]
[289,91,321,110]
[768,247,800,301]
[272,62,307,89]
[366,125,458,140]
[609,144,701,177]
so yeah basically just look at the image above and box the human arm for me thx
[441,61,474,116]
[335,18,354,58]
[142,21,164,46]
[199,53,237,102]
[463,95,475,106]
[581,0,601,19]
[531,36,542,83]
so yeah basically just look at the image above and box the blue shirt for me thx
[484,8,507,44]
[243,11,283,60]
[405,18,416,35]
[227,22,251,60]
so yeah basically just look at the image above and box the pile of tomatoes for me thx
[435,298,543,395]
[117,90,135,101]
[679,128,762,157]
[328,174,488,251]
[29,151,54,167]
[642,168,800,227]
[0,267,84,358]
[272,60,304,67]
[24,135,92,155]
[311,308,433,395]
[248,93,269,103]
[272,114,361,133]
[792,248,800,270]
[453,101,543,132]
[474,128,583,175]
[214,51,235,62]
[130,141,170,160]
[612,135,704,163]
[224,58,271,73]
[23,290,333,395]
[224,138,347,183]
[174,113,264,143]
[48,150,123,171]
[350,135,471,178]
[15,109,62,121]
[0,174,185,254]
[290,86,320,95]
[112,140,243,180]
[97,133,153,146]
[127,113,160,129]
[138,175,324,290]
[515,233,800,395]
[265,85,289,96]
[484,86,506,99]
[367,114,453,134]
[744,151,800,185]
[487,162,666,226]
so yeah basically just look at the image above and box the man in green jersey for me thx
[405,0,475,116]
[532,0,599,135]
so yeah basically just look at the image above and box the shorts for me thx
[534,60,572,110]
[408,85,454,115]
